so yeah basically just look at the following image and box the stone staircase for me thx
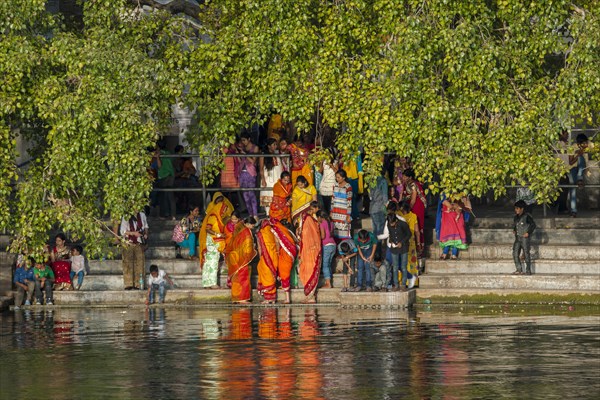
[418,214,600,299]
[1,210,599,307]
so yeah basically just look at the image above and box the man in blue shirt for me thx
[353,229,378,291]
[14,257,35,309]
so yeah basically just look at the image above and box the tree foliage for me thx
[0,0,599,255]
[186,0,599,201]
[2,0,185,256]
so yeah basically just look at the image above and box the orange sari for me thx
[269,179,292,222]
[256,218,298,301]
[298,214,321,297]
[225,223,257,303]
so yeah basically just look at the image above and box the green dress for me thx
[202,235,220,287]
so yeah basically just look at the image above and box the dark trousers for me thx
[156,175,176,217]
[35,280,54,304]
[321,195,332,215]
[122,244,146,289]
[513,236,531,273]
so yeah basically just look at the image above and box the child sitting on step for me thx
[70,245,87,290]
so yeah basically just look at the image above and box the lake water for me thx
[1,306,599,399]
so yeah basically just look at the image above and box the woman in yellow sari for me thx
[291,175,317,228]
[199,192,233,288]
[398,200,421,288]
[224,217,257,303]
[299,202,322,303]
[256,217,298,304]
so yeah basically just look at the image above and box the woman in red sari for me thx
[224,217,257,303]
[50,233,72,290]
[298,202,322,303]
[401,169,427,256]
[269,171,292,223]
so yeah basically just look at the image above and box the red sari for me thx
[224,223,257,303]
[404,180,426,253]
[52,247,72,287]
[298,213,321,298]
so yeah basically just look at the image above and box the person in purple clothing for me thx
[237,131,260,219]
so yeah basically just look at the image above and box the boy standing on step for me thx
[512,200,536,275]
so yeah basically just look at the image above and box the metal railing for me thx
[152,152,600,216]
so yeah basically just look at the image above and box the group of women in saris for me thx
[199,170,323,304]
[256,174,321,304]
[198,192,258,302]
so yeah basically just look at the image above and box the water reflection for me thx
[1,307,599,399]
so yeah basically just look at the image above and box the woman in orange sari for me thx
[291,175,317,228]
[269,171,292,223]
[224,217,257,303]
[256,217,298,304]
[298,202,322,303]
[199,192,233,288]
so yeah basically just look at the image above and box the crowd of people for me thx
[13,235,88,308]
[164,126,464,304]
[11,126,590,307]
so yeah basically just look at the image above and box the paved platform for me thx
[29,288,416,308]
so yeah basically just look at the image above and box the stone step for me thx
[416,288,600,299]
[428,244,600,261]
[79,272,345,291]
[432,228,600,245]
[470,216,600,230]
[80,274,224,291]
[419,274,600,291]
[424,259,600,275]
[88,259,200,275]
[40,288,415,307]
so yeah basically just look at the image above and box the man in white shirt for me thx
[118,212,148,290]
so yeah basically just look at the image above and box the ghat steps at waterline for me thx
[1,207,599,308]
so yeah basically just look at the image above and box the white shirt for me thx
[71,255,86,274]
[147,269,167,286]
[319,162,337,196]
[119,212,149,244]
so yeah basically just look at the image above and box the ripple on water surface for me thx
[1,307,599,399]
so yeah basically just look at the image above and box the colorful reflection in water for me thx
[1,307,599,399]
